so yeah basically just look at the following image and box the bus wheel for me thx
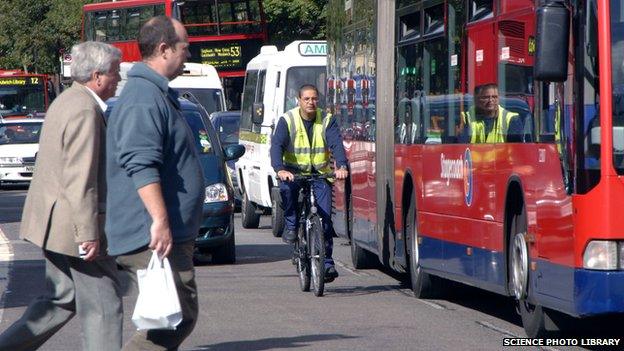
[271,187,284,237]
[349,195,376,269]
[241,190,260,229]
[406,193,432,298]
[509,207,548,337]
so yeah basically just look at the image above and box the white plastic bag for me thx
[131,251,182,330]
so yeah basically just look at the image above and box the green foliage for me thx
[263,0,327,49]
[0,0,89,74]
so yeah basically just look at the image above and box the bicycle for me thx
[290,173,333,297]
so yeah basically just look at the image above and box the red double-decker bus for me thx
[0,70,54,119]
[328,0,624,336]
[82,0,268,109]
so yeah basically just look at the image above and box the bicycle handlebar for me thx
[291,173,335,182]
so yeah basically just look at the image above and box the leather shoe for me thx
[324,265,339,283]
[282,229,296,244]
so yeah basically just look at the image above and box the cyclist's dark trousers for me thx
[279,178,334,264]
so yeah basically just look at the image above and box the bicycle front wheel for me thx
[295,226,310,292]
[309,215,326,297]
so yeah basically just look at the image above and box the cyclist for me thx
[270,84,349,282]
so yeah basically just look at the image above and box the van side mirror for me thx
[534,1,570,82]
[252,102,264,125]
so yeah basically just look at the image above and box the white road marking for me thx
[477,320,562,351]
[415,298,446,310]
[334,259,367,276]
[0,227,14,323]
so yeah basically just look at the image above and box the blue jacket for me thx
[105,63,204,255]
[271,109,348,173]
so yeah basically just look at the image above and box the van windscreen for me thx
[284,66,326,112]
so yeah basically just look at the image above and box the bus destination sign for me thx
[0,77,41,86]
[199,43,243,69]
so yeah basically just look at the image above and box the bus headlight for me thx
[583,240,618,270]
[204,183,228,203]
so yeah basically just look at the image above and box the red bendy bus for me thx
[0,70,54,119]
[82,0,268,109]
[327,0,624,337]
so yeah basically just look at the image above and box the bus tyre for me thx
[406,193,433,298]
[241,191,260,229]
[349,197,376,269]
[509,207,550,338]
[271,188,284,237]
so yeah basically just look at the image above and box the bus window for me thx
[94,11,107,41]
[180,1,218,36]
[396,41,423,145]
[423,38,447,143]
[469,0,493,22]
[424,4,444,36]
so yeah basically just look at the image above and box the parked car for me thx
[0,118,43,187]
[106,99,245,263]
[210,111,242,205]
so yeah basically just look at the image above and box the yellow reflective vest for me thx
[461,106,519,143]
[282,107,333,175]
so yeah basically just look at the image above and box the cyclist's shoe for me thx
[324,265,339,283]
[282,229,297,244]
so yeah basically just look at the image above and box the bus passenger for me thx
[270,84,349,283]
[460,83,524,143]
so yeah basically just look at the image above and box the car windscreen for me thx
[174,88,224,115]
[215,116,240,145]
[182,110,216,155]
[0,122,42,144]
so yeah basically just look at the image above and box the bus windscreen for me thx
[0,77,46,117]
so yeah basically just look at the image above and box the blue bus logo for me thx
[463,148,473,206]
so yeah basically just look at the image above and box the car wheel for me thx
[212,224,236,264]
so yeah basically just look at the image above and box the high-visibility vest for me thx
[461,106,519,143]
[282,107,333,175]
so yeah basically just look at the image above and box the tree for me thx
[0,0,89,74]
[263,0,327,49]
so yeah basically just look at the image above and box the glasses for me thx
[478,95,499,101]
[300,97,319,102]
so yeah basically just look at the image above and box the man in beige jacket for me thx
[0,42,123,351]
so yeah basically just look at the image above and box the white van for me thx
[169,63,226,115]
[236,40,327,236]
[116,62,226,115]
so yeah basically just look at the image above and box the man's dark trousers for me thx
[279,178,334,265]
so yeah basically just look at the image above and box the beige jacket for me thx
[20,82,107,257]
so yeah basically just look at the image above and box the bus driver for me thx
[460,83,524,143]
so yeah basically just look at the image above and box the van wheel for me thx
[271,187,284,237]
[241,191,260,229]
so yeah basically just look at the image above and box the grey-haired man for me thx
[0,41,123,351]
